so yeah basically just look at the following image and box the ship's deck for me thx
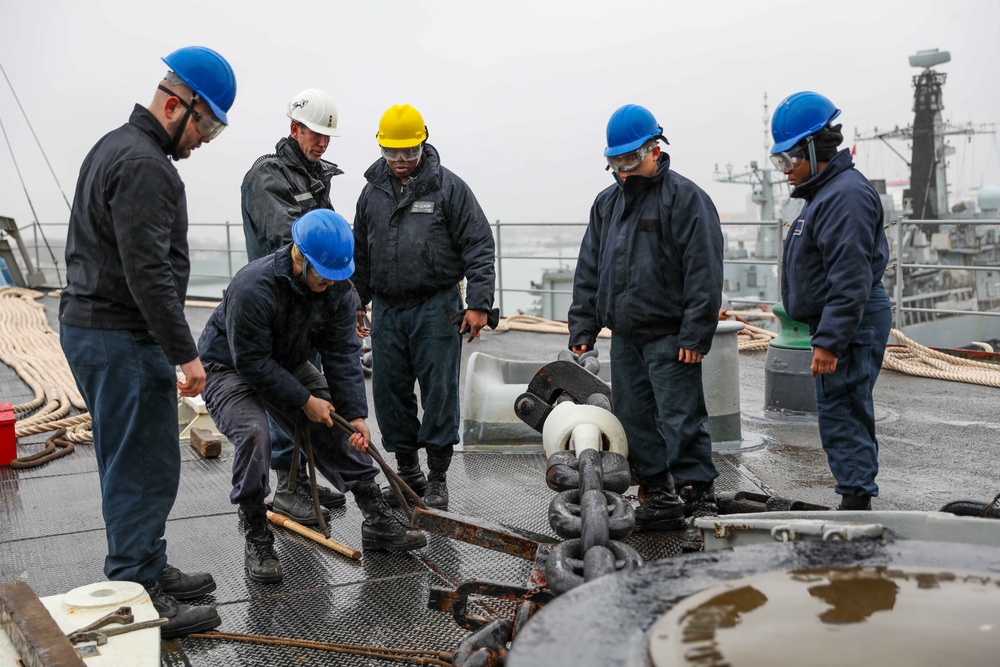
[1,293,998,665]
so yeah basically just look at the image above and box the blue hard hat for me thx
[770,91,841,154]
[162,46,237,125]
[291,210,355,281]
[605,104,662,157]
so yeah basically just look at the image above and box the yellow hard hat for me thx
[376,104,427,148]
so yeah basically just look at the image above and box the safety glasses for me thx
[606,143,657,173]
[159,86,226,140]
[769,147,805,172]
[186,98,226,141]
[381,145,423,162]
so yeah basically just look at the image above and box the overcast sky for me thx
[2,0,999,236]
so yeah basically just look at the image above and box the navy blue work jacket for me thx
[780,149,890,357]
[569,154,724,353]
[60,105,197,365]
[353,144,495,311]
[197,245,367,419]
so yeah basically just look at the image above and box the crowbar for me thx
[327,412,556,560]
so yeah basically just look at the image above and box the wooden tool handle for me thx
[266,510,361,560]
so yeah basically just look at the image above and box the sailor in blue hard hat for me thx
[197,209,427,586]
[569,103,725,552]
[602,104,669,180]
[769,91,843,186]
[60,45,237,639]
[291,209,356,287]
[770,91,892,512]
[157,45,237,159]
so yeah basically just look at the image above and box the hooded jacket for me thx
[353,143,495,311]
[241,136,343,262]
[60,104,196,365]
[780,149,889,357]
[568,154,724,352]
[197,244,366,419]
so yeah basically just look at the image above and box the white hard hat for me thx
[286,88,341,137]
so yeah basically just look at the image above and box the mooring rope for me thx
[495,309,998,387]
[494,314,612,338]
[496,312,778,350]
[884,328,1000,388]
[0,288,93,458]
[722,311,779,352]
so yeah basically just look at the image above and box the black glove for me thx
[451,308,500,330]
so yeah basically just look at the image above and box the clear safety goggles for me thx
[158,85,227,141]
[381,145,423,162]
[192,108,225,140]
[769,147,805,172]
[606,143,656,173]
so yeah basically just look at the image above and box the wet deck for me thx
[1,293,998,665]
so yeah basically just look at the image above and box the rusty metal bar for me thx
[428,579,553,630]
[0,581,87,667]
[412,507,556,560]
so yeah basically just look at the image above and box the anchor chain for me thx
[451,356,640,664]
[544,447,643,595]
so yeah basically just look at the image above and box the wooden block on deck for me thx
[189,427,222,458]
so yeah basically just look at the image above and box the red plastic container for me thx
[0,402,16,466]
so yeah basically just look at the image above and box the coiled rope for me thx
[884,328,1000,388]
[0,287,92,468]
[494,310,1000,387]
[721,310,780,351]
[494,314,611,338]
[723,309,1000,386]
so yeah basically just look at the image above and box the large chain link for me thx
[544,446,643,595]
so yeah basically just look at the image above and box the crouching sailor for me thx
[198,209,426,584]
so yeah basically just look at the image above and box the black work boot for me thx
[676,480,718,552]
[240,502,283,583]
[155,564,216,600]
[838,494,873,510]
[272,468,330,526]
[311,480,346,509]
[382,451,427,507]
[633,471,687,532]
[424,446,453,510]
[354,479,427,552]
[142,580,221,638]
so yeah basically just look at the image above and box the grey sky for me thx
[1,0,998,234]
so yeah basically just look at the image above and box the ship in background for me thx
[711,48,1000,349]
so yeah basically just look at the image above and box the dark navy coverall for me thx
[781,149,892,498]
[353,143,495,455]
[569,153,724,485]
